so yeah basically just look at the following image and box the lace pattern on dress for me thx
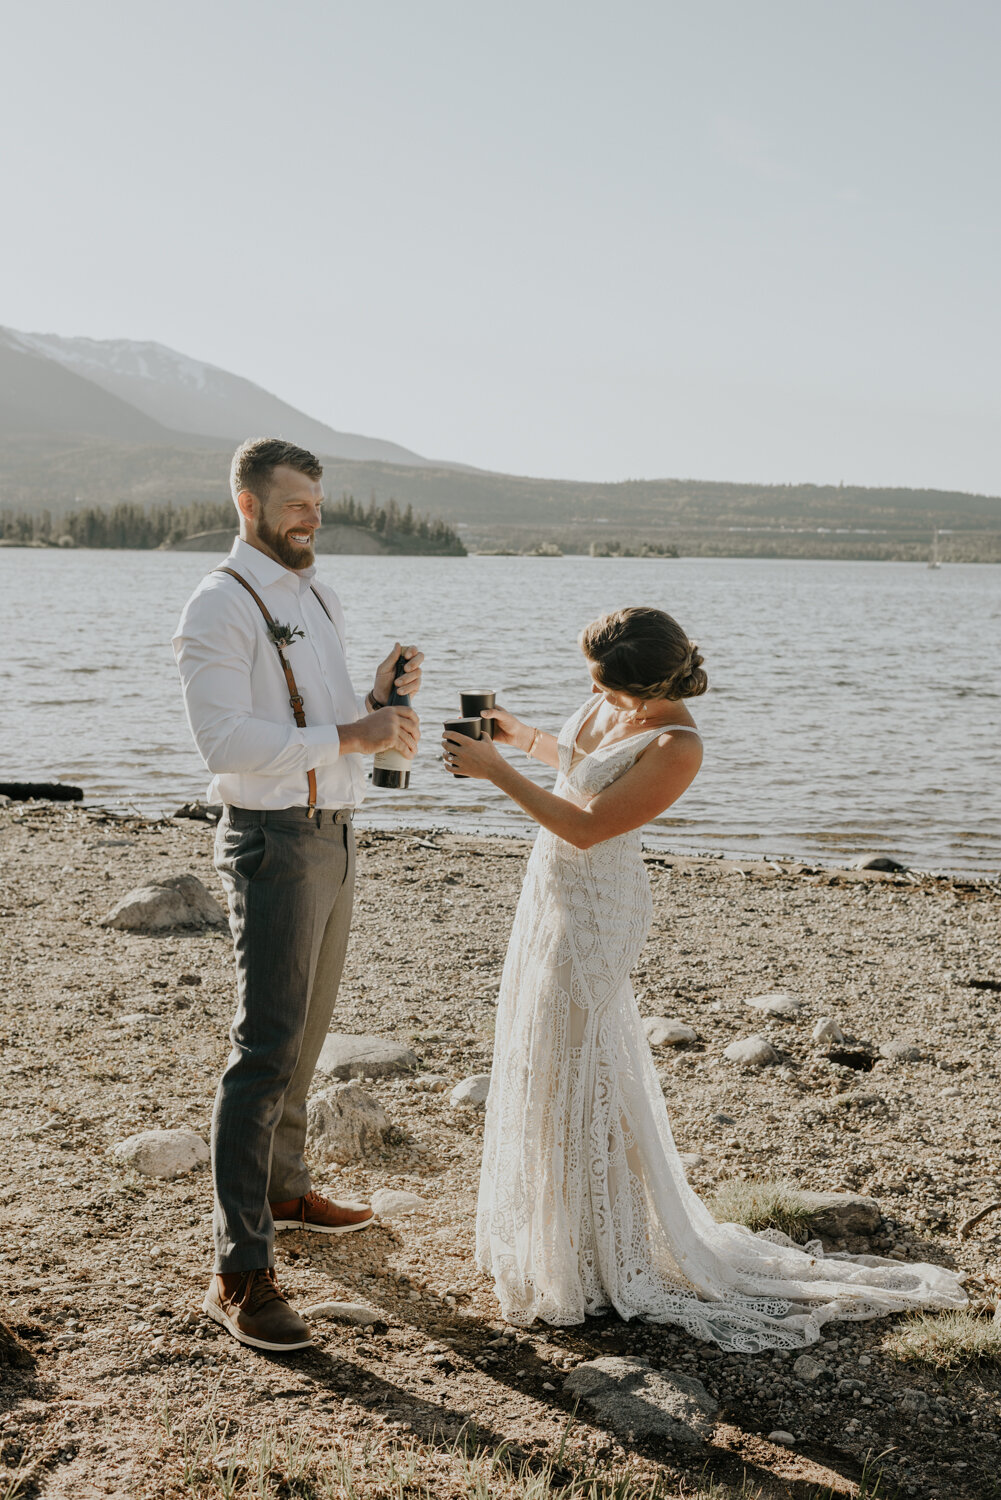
[475,700,966,1350]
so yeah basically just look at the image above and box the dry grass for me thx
[881,1308,1001,1369]
[707,1179,816,1243]
[138,1412,905,1500]
[0,1446,32,1500]
[143,1412,770,1500]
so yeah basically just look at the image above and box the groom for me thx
[173,437,422,1352]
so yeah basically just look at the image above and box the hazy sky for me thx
[2,1,999,491]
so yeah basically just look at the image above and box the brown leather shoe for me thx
[202,1268,313,1352]
[270,1188,374,1235]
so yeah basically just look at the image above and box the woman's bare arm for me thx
[482,707,560,770]
[443,728,702,850]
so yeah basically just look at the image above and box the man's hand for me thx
[339,707,420,759]
[372,643,423,705]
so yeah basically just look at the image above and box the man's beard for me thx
[255,512,315,570]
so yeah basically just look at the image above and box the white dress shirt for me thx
[172,538,367,810]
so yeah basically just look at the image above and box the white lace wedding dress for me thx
[475,699,966,1352]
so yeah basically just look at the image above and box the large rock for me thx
[564,1357,717,1445]
[306,1083,390,1163]
[644,1017,697,1046]
[792,1354,827,1382]
[316,1033,418,1080]
[450,1074,491,1108]
[101,875,226,933]
[745,992,800,1019]
[855,855,907,872]
[111,1128,209,1179]
[302,1301,381,1325]
[723,1034,777,1066]
[799,1190,881,1238]
[371,1189,428,1219]
[879,1039,923,1063]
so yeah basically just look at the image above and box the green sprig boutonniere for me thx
[266,620,305,650]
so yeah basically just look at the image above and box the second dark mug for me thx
[443,716,483,778]
[460,690,496,738]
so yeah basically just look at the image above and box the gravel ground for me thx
[2,802,1000,1499]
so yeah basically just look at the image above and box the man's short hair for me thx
[230,438,323,507]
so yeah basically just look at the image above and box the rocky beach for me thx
[2,801,1000,1499]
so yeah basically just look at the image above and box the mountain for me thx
[0,338,217,446]
[0,325,439,467]
[1,324,999,560]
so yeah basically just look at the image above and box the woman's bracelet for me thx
[367,690,386,712]
[526,727,541,757]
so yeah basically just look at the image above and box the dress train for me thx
[475,700,965,1352]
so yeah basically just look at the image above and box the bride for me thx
[442,605,965,1352]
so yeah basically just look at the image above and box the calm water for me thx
[1,551,999,873]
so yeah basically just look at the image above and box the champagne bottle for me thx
[372,653,413,789]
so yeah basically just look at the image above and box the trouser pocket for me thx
[215,816,272,884]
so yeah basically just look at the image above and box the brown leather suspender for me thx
[214,565,337,817]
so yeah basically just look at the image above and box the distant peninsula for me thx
[0,495,467,556]
[3,439,999,562]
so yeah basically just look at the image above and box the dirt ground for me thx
[1,802,1000,1499]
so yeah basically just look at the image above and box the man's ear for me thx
[236,490,258,526]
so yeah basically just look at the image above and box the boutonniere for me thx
[266,620,305,650]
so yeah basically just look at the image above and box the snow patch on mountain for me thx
[6,328,217,394]
[0,325,440,466]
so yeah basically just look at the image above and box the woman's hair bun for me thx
[671,646,708,700]
[579,606,708,701]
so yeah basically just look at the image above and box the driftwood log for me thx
[172,801,222,822]
[959,1201,1001,1240]
[0,782,83,802]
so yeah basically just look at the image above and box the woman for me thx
[442,606,965,1352]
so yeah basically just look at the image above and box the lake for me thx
[1,551,998,873]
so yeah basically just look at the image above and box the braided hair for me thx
[579,606,707,701]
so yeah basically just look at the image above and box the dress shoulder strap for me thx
[603,722,702,772]
[559,699,595,746]
[560,698,602,770]
[631,724,702,753]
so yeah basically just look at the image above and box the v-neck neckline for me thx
[570,695,696,768]
[570,696,604,765]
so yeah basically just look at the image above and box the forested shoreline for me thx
[4,494,1000,562]
[0,492,466,554]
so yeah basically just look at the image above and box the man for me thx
[173,437,422,1353]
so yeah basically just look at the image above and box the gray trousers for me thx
[212,805,355,1273]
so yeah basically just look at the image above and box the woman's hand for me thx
[373,643,424,703]
[442,728,504,780]
[480,706,527,748]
